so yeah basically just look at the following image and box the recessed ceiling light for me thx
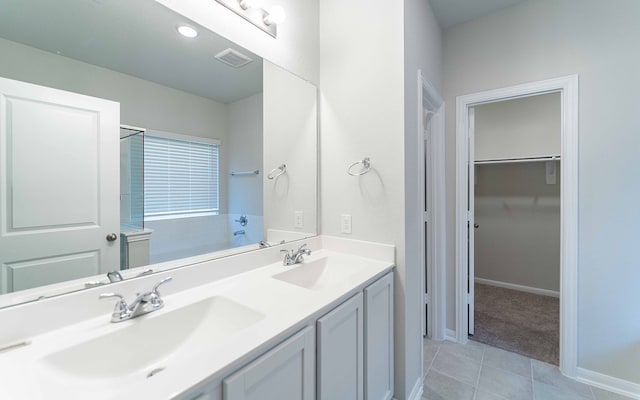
[177,25,198,38]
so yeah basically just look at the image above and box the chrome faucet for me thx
[259,240,286,248]
[99,277,172,322]
[280,244,311,266]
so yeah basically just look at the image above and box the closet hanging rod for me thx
[230,169,260,176]
[475,155,561,165]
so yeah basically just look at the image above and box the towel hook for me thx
[347,157,371,176]
[267,164,286,180]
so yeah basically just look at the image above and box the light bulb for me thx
[177,25,198,38]
[239,0,262,10]
[264,5,285,25]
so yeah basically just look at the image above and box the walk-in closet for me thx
[471,92,561,365]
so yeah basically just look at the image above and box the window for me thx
[144,133,219,220]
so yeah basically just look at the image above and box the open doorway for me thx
[470,93,561,364]
[455,75,579,376]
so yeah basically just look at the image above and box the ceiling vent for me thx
[215,48,253,68]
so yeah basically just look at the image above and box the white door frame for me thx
[417,70,446,342]
[455,75,579,377]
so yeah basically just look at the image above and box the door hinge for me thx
[423,210,431,223]
[424,293,431,304]
[466,210,472,222]
[466,293,471,304]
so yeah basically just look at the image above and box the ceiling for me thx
[0,0,262,104]
[429,0,528,29]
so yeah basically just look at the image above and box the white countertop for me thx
[0,239,394,400]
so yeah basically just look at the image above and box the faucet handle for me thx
[135,268,154,278]
[280,249,293,258]
[99,293,132,321]
[99,292,125,302]
[297,243,311,255]
[148,277,172,309]
[107,271,123,283]
[152,277,173,294]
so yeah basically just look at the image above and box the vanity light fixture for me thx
[239,0,262,10]
[176,25,199,38]
[214,0,285,38]
[263,5,285,25]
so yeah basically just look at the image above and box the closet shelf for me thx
[475,155,560,165]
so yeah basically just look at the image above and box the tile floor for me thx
[422,338,633,400]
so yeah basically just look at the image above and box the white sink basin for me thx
[40,296,263,381]
[272,257,367,290]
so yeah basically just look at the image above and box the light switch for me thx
[341,214,352,234]
[294,211,304,228]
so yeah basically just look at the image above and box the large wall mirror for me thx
[0,0,318,307]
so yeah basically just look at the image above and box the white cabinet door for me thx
[223,326,315,400]
[317,292,364,400]
[0,76,120,293]
[364,272,394,400]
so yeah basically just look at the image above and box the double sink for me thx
[30,253,371,397]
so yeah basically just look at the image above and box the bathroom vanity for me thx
[0,236,394,400]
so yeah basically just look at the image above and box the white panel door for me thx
[317,292,364,400]
[364,272,394,400]
[468,107,476,336]
[0,76,120,294]
[223,326,315,400]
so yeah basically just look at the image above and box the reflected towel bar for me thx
[230,170,260,176]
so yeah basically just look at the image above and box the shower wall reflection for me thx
[120,126,145,232]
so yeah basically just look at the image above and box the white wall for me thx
[475,162,560,292]
[320,0,442,397]
[146,215,229,263]
[263,61,317,238]
[0,37,228,143]
[443,0,640,384]
[156,0,319,85]
[228,93,264,217]
[475,93,561,160]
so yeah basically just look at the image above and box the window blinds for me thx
[144,135,219,218]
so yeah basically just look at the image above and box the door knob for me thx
[106,233,118,242]
[474,224,479,229]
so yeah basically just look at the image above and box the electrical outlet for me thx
[341,214,352,234]
[294,211,304,229]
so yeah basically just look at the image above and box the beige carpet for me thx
[471,283,559,365]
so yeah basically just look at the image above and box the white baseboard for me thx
[576,367,640,399]
[475,277,559,298]
[444,328,457,342]
[406,376,424,400]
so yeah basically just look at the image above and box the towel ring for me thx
[347,157,371,176]
[267,164,286,180]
